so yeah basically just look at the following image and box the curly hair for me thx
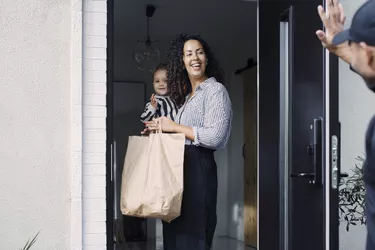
[166,33,225,107]
[152,62,168,80]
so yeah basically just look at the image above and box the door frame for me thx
[325,15,340,250]
[74,0,111,249]
[105,1,262,249]
[104,0,262,249]
[258,1,284,249]
[107,0,115,248]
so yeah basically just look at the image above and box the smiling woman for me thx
[166,34,225,107]
[144,33,233,250]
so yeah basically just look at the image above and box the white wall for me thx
[0,0,71,249]
[339,0,373,249]
[339,61,370,249]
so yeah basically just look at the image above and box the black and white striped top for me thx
[176,77,232,150]
[140,95,179,122]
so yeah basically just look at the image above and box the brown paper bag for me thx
[120,132,185,222]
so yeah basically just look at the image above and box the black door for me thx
[259,1,340,250]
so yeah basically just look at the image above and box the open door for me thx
[259,0,341,249]
[242,66,258,248]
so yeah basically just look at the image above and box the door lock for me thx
[290,118,323,186]
[290,172,316,184]
[331,134,348,189]
[307,145,314,155]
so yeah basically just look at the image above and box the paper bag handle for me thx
[152,118,162,134]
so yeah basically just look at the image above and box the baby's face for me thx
[153,69,168,96]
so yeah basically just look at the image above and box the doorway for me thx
[103,0,347,249]
[106,0,258,249]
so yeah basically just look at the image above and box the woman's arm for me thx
[172,124,195,141]
[193,86,232,149]
[144,86,232,150]
[143,117,194,141]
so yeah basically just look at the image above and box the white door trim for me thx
[71,0,108,249]
[71,0,84,249]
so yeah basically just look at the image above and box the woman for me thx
[144,33,232,250]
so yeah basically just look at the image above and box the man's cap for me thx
[332,1,375,46]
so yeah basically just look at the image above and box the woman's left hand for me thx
[143,116,178,133]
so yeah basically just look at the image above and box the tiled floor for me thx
[115,236,256,250]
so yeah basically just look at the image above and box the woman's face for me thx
[182,39,208,81]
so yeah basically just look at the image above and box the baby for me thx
[140,63,178,123]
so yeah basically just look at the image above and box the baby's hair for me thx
[152,63,168,79]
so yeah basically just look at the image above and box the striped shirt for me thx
[140,95,179,122]
[176,77,233,150]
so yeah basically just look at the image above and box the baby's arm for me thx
[140,102,157,122]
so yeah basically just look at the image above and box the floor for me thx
[115,236,256,250]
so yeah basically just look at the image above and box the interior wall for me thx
[0,0,71,249]
[339,1,372,250]
[113,0,257,238]
[114,41,170,96]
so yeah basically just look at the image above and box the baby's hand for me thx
[150,94,157,108]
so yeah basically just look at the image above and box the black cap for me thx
[332,1,375,46]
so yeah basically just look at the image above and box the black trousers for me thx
[162,146,218,250]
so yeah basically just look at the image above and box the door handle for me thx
[113,139,119,219]
[290,173,315,178]
[290,118,323,186]
[110,142,114,182]
[340,172,348,178]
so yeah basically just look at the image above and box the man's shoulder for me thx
[367,115,375,131]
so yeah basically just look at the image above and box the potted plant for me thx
[20,231,40,250]
[338,156,366,231]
